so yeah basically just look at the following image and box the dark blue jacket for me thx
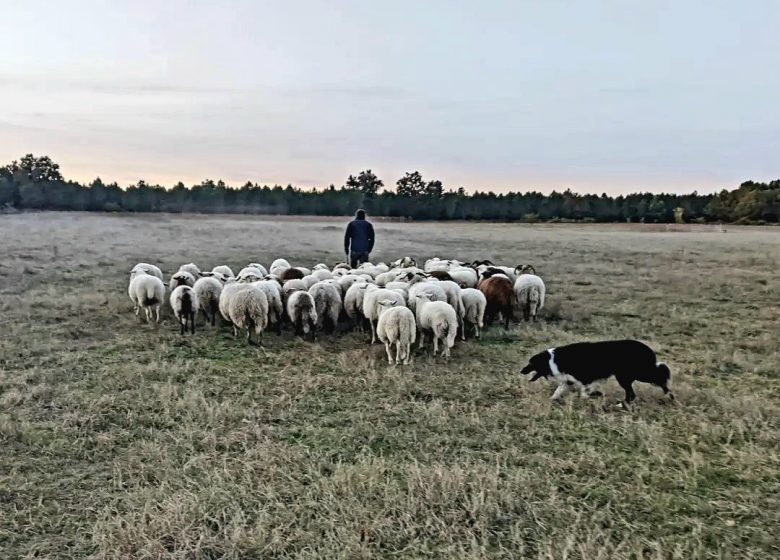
[344,218,375,254]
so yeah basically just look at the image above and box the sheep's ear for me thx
[201,271,214,277]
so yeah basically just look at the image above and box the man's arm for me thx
[367,222,375,253]
[344,223,352,255]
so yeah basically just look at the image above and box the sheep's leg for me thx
[433,336,439,356]
[180,316,185,335]
[551,382,571,401]
[504,305,511,329]
[475,323,481,339]
[403,343,411,365]
[385,342,394,364]
[370,319,376,344]
[395,342,402,365]
[417,328,424,349]
[133,303,140,317]
[460,317,466,341]
[190,313,195,335]
[155,305,161,324]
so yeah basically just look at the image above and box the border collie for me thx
[520,339,672,403]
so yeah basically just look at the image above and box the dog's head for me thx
[520,350,554,382]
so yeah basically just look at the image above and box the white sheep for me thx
[514,274,546,321]
[344,281,372,330]
[448,267,479,289]
[376,299,417,365]
[437,280,466,337]
[128,273,165,324]
[170,285,199,335]
[363,288,406,343]
[313,263,330,271]
[286,291,318,340]
[281,279,307,303]
[237,266,266,283]
[169,270,196,291]
[460,288,487,339]
[247,263,269,276]
[269,258,291,276]
[227,285,268,344]
[178,263,201,278]
[301,275,320,290]
[415,293,458,358]
[308,281,342,333]
[390,257,417,269]
[312,268,334,281]
[211,265,235,279]
[407,281,447,314]
[252,280,284,334]
[193,276,223,326]
[130,263,163,281]
[219,282,252,324]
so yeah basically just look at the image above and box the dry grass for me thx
[1,212,778,559]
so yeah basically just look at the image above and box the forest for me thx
[1,154,777,223]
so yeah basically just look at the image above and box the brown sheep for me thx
[478,274,515,329]
[280,267,305,282]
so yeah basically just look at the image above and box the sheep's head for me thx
[377,298,398,312]
[515,264,536,275]
[415,291,434,304]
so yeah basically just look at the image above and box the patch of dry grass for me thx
[1,212,778,559]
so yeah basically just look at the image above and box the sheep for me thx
[460,288,487,339]
[201,270,229,283]
[252,280,284,334]
[128,273,165,324]
[193,276,223,326]
[227,286,269,345]
[384,281,410,298]
[279,267,305,282]
[130,263,163,281]
[170,285,198,335]
[282,279,307,300]
[390,257,417,268]
[338,273,365,293]
[312,268,334,281]
[269,258,291,276]
[301,275,319,290]
[438,280,466,337]
[332,268,349,278]
[414,292,458,358]
[237,266,265,283]
[313,263,330,271]
[308,281,342,333]
[514,273,546,321]
[211,265,235,279]
[169,270,196,291]
[363,288,406,343]
[478,274,515,329]
[178,263,201,278]
[448,267,479,289]
[375,270,401,286]
[219,282,253,324]
[376,299,416,365]
[247,263,269,276]
[286,291,318,340]
[344,281,372,330]
[427,270,453,281]
[407,281,447,314]
[514,264,536,276]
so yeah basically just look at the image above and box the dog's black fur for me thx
[520,339,672,403]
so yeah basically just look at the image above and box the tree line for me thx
[1,154,778,223]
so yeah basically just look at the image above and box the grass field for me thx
[1,212,778,559]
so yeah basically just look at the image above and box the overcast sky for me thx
[1,1,778,194]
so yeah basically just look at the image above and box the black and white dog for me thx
[520,340,673,403]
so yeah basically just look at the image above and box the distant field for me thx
[1,211,778,559]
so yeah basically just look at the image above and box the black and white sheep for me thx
[170,285,198,335]
[193,276,223,326]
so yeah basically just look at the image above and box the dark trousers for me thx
[350,251,370,269]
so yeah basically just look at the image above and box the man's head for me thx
[355,209,366,220]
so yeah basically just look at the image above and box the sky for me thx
[1,1,778,195]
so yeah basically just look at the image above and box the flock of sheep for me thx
[127,257,546,363]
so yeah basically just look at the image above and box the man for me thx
[344,209,375,268]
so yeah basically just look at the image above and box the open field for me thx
[1,212,778,559]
